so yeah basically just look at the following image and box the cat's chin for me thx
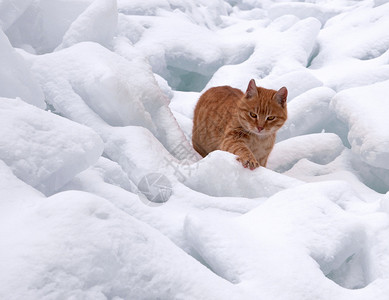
[251,130,269,137]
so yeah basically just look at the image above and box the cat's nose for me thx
[257,126,263,132]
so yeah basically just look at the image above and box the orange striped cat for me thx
[192,79,287,169]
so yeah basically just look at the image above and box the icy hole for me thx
[166,65,212,92]
[325,252,368,289]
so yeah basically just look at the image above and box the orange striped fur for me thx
[192,79,288,169]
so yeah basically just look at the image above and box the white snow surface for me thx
[1,0,389,299]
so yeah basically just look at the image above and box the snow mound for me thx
[28,42,193,159]
[0,190,239,300]
[117,3,251,92]
[205,17,321,92]
[331,80,389,169]
[104,126,178,184]
[2,0,389,299]
[277,87,337,141]
[185,181,389,297]
[258,69,323,101]
[184,151,302,198]
[310,2,389,91]
[313,3,389,66]
[268,133,345,173]
[0,98,103,195]
[269,2,343,25]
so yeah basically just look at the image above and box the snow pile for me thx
[331,80,389,169]
[1,0,389,299]
[0,189,238,300]
[27,41,193,159]
[0,97,103,195]
[184,151,302,198]
[186,181,389,299]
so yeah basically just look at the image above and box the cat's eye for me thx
[267,116,275,121]
[249,112,257,118]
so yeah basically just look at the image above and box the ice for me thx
[104,126,178,184]
[258,69,323,101]
[117,0,170,16]
[185,181,389,298]
[277,87,337,141]
[331,80,389,169]
[3,0,93,53]
[0,97,103,195]
[2,0,389,299]
[0,0,34,30]
[0,30,45,108]
[184,151,302,198]
[268,2,344,25]
[117,2,252,92]
[27,41,194,159]
[309,2,389,91]
[312,3,389,67]
[56,0,117,50]
[268,133,345,173]
[61,156,261,254]
[205,17,321,92]
[0,190,240,300]
[0,160,44,204]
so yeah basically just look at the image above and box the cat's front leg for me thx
[236,152,260,170]
[219,136,259,170]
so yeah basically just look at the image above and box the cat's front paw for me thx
[237,155,260,170]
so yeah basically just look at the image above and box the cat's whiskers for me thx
[192,79,288,169]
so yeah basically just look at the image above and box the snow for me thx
[331,80,389,169]
[0,30,45,108]
[56,0,117,50]
[185,181,389,299]
[276,86,337,141]
[0,97,103,195]
[3,0,94,53]
[184,151,302,198]
[1,0,389,299]
[268,133,345,172]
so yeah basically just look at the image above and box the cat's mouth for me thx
[252,128,270,136]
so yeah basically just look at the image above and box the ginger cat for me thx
[192,79,287,169]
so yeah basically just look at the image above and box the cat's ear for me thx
[274,87,288,107]
[245,79,258,99]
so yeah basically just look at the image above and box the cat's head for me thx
[237,79,288,136]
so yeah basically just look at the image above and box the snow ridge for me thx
[1,0,389,299]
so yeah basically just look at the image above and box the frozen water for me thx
[0,0,34,31]
[277,87,337,141]
[185,181,389,298]
[268,133,345,173]
[184,151,302,198]
[3,0,94,53]
[0,97,103,195]
[0,30,45,108]
[331,80,389,169]
[1,0,389,299]
[27,41,194,159]
[0,191,239,300]
[56,0,117,50]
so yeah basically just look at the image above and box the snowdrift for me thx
[1,0,389,299]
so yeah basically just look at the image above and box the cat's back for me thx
[193,85,243,123]
[195,85,243,110]
[192,85,243,156]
